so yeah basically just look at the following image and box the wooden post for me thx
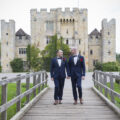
[96,71,99,89]
[26,73,30,103]
[1,77,7,120]
[109,74,115,103]
[33,73,36,97]
[42,72,45,90]
[38,73,41,93]
[99,72,103,93]
[45,72,48,87]
[103,74,108,97]
[16,74,21,112]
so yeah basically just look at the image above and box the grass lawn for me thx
[107,82,120,108]
[0,83,48,120]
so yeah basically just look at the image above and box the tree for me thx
[26,44,41,72]
[10,58,24,72]
[40,34,70,71]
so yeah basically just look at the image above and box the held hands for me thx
[82,76,85,80]
[67,76,70,79]
[51,78,54,81]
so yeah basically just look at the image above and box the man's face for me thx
[57,50,63,57]
[71,48,77,55]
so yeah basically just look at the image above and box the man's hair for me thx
[56,49,63,53]
[71,47,77,51]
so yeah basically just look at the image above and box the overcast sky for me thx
[0,0,120,53]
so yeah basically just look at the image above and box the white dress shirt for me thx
[57,58,62,67]
[73,55,78,65]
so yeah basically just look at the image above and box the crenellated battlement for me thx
[1,19,15,25]
[102,19,116,27]
[30,8,87,15]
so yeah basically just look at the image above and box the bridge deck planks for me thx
[21,88,120,120]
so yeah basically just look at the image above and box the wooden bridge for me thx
[0,71,120,120]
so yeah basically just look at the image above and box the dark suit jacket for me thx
[50,57,70,79]
[68,55,86,78]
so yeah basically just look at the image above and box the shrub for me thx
[10,58,24,72]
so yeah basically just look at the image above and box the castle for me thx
[0,8,116,72]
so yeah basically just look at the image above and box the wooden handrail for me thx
[93,70,120,106]
[0,71,48,120]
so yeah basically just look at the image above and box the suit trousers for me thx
[54,77,65,100]
[71,76,82,100]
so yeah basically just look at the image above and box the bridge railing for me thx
[0,71,48,120]
[92,70,120,108]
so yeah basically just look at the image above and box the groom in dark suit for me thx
[50,50,70,105]
[68,48,86,105]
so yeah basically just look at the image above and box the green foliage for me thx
[40,34,70,71]
[116,53,120,63]
[26,45,41,72]
[10,58,24,72]
[0,66,2,72]
[94,62,119,72]
[94,62,103,70]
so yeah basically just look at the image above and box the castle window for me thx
[108,41,111,44]
[108,50,111,55]
[96,36,98,39]
[46,21,54,32]
[73,19,75,22]
[66,29,68,34]
[19,36,22,39]
[60,19,62,22]
[46,40,49,44]
[63,19,65,22]
[79,39,81,44]
[79,50,81,55]
[23,48,26,54]
[6,41,8,45]
[34,18,37,22]
[6,64,8,67]
[19,48,26,54]
[70,19,72,22]
[66,19,68,22]
[66,39,69,44]
[93,60,98,66]
[6,33,8,35]
[90,50,93,55]
[46,36,51,44]
[83,18,85,22]
[108,32,110,35]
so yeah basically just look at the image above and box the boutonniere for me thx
[63,57,66,61]
[80,58,83,62]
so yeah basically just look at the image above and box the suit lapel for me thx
[55,57,59,67]
[76,55,80,65]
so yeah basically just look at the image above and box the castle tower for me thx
[1,20,15,72]
[30,8,88,71]
[101,19,116,63]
